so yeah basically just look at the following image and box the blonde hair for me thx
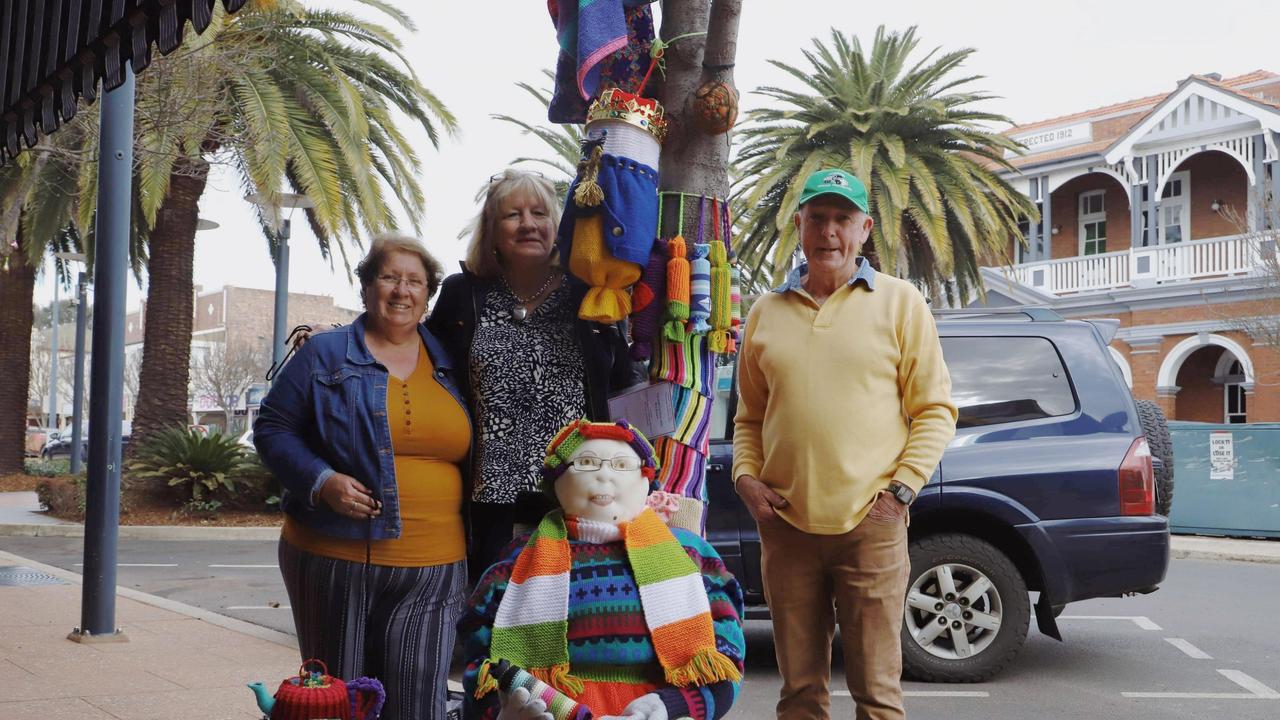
[356,234,445,306]
[464,169,562,278]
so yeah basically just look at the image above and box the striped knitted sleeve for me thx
[652,530,746,720]
[460,553,515,720]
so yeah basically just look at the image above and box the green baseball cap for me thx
[798,168,869,213]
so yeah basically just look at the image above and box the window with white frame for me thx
[1159,172,1189,244]
[1079,190,1107,255]
[1225,359,1247,424]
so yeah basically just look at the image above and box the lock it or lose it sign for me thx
[1208,431,1234,481]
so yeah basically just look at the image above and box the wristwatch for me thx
[887,481,916,506]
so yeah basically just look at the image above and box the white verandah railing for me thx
[1003,232,1272,296]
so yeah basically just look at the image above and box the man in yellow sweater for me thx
[733,168,958,720]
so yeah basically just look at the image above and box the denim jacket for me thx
[253,314,470,540]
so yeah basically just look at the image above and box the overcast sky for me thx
[32,0,1280,314]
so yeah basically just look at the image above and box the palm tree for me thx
[491,70,582,199]
[733,26,1037,302]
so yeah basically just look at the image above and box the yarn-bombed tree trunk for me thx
[647,0,742,526]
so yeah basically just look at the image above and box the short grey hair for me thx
[464,169,562,278]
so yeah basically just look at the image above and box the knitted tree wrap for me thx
[707,240,731,353]
[727,265,743,353]
[688,243,712,335]
[628,238,668,361]
[568,214,641,323]
[663,236,690,342]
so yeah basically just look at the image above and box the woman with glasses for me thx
[427,169,640,581]
[254,235,468,720]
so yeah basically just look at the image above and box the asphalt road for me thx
[2,536,1277,719]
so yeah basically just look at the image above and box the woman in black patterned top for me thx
[427,170,639,580]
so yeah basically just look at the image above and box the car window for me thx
[942,336,1077,428]
[710,354,736,441]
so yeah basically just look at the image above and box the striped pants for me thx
[278,539,466,720]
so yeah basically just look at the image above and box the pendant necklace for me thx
[502,270,557,322]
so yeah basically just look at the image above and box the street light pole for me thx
[272,219,291,376]
[70,271,88,474]
[246,193,313,383]
[74,65,133,644]
[48,267,59,429]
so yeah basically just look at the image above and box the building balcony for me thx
[997,232,1275,296]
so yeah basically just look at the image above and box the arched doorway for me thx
[1158,333,1255,422]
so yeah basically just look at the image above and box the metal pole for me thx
[48,270,59,429]
[76,65,134,641]
[70,272,88,475]
[270,218,290,380]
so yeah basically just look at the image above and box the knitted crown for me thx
[541,419,660,493]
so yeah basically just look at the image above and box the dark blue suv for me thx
[703,308,1172,682]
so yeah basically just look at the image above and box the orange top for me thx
[283,343,469,567]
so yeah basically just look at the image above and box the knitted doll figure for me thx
[461,420,745,720]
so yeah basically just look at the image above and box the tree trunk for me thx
[0,237,37,473]
[657,0,742,226]
[130,160,209,451]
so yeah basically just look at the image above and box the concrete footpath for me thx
[0,548,297,720]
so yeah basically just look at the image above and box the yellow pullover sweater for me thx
[732,270,957,534]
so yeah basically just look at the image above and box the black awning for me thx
[0,0,247,164]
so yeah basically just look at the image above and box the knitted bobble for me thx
[689,243,712,335]
[629,238,668,361]
[708,241,731,353]
[663,236,690,342]
[727,263,743,353]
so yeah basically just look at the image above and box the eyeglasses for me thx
[489,169,547,184]
[376,274,427,291]
[570,455,644,472]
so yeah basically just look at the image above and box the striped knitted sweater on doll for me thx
[460,517,746,720]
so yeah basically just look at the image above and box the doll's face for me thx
[555,438,650,524]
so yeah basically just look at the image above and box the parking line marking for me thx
[1058,615,1161,630]
[1220,670,1280,698]
[1123,669,1280,699]
[226,605,292,611]
[829,686,988,691]
[73,563,178,568]
[209,564,278,569]
[1165,638,1212,659]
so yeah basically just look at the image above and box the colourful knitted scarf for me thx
[475,508,740,700]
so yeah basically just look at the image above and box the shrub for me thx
[35,476,86,519]
[25,458,73,477]
[128,427,272,512]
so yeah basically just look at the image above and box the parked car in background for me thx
[704,308,1173,683]
[40,425,134,463]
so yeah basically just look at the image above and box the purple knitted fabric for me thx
[629,237,668,361]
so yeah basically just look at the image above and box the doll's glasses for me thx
[570,455,644,472]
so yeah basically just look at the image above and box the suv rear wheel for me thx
[1134,399,1174,516]
[902,534,1029,682]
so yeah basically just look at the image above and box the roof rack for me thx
[931,307,1064,322]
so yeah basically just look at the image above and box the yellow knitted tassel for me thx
[664,648,743,688]
[531,663,586,698]
[569,214,641,323]
[708,240,731,353]
[663,235,690,342]
[573,144,605,208]
[473,660,499,699]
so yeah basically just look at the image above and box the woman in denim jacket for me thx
[254,235,469,720]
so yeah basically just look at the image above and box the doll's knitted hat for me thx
[542,419,659,490]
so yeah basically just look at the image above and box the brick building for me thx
[977,71,1280,423]
[124,286,360,429]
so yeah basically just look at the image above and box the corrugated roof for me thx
[0,0,248,164]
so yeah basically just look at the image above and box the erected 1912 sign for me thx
[1006,121,1094,157]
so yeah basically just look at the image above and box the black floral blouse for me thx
[469,282,588,503]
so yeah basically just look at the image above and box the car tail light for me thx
[1119,437,1155,516]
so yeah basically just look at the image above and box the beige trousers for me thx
[760,511,911,720]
